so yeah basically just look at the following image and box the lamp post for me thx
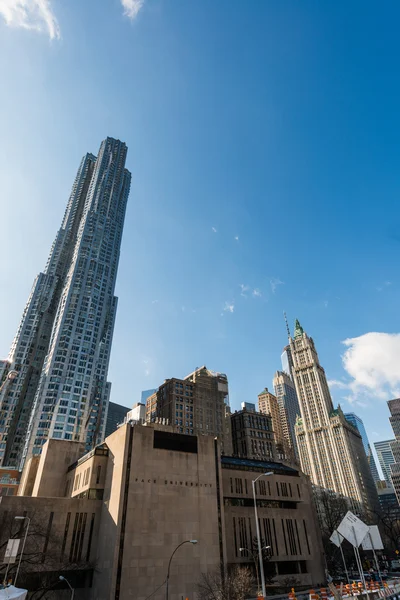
[14,516,30,588]
[252,472,273,599]
[240,545,271,594]
[59,575,74,599]
[166,539,197,600]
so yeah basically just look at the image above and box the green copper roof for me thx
[294,319,304,338]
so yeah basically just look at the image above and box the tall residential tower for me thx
[291,319,378,515]
[0,138,131,468]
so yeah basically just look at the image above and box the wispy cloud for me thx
[0,0,60,39]
[211,226,218,233]
[252,288,262,298]
[270,278,284,294]
[234,235,239,241]
[377,281,392,292]
[324,300,329,308]
[151,299,158,305]
[240,284,249,297]
[121,0,145,20]
[223,301,234,313]
[142,357,151,377]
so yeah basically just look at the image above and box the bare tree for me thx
[197,566,254,600]
[0,511,92,596]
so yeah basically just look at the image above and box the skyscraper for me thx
[345,413,380,483]
[374,439,396,485]
[291,319,378,515]
[0,138,131,468]
[281,344,295,378]
[273,370,300,459]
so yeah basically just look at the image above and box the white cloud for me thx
[270,278,284,294]
[339,332,400,401]
[324,300,329,308]
[223,301,234,313]
[211,226,218,233]
[234,235,239,241]
[239,284,249,297]
[252,288,262,298]
[0,0,60,38]
[121,0,145,20]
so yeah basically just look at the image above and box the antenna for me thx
[283,311,290,338]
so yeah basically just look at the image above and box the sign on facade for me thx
[361,525,384,551]
[337,511,369,547]
[3,538,20,564]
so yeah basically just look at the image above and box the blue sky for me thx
[1,1,400,472]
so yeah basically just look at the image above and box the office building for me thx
[291,319,378,516]
[258,388,286,456]
[141,388,157,404]
[387,400,400,504]
[0,138,131,468]
[231,408,275,459]
[145,366,232,452]
[104,401,129,438]
[374,439,396,485]
[241,401,256,412]
[273,370,300,459]
[376,480,400,518]
[281,344,295,379]
[2,421,324,597]
[345,413,380,483]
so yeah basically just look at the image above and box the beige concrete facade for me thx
[1,421,325,598]
[221,457,325,586]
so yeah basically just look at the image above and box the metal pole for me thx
[14,517,30,588]
[252,479,266,599]
[338,533,350,584]
[368,532,382,584]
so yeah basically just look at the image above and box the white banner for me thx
[337,511,369,547]
[3,539,20,565]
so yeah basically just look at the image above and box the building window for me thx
[96,465,101,484]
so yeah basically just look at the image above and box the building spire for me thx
[294,319,304,339]
[283,311,291,338]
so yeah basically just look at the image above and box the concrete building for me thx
[0,422,325,598]
[291,319,378,516]
[104,401,129,438]
[145,366,232,452]
[345,413,380,483]
[231,408,275,459]
[374,439,396,485]
[273,370,300,459]
[258,388,286,457]
[0,138,131,469]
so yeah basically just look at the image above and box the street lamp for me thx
[14,516,30,588]
[240,545,270,594]
[252,472,273,599]
[59,575,74,599]
[166,539,197,600]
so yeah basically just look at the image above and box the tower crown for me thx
[294,319,304,339]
